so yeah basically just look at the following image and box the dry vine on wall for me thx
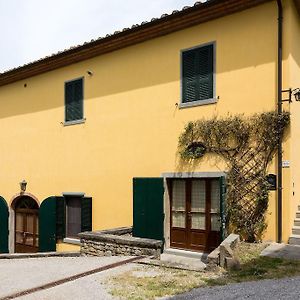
[178,111,290,242]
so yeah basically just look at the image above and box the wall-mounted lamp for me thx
[293,88,300,101]
[281,88,300,103]
[87,70,93,76]
[20,180,27,192]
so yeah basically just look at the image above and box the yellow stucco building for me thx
[0,0,300,254]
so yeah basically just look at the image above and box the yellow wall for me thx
[56,242,80,252]
[0,1,298,249]
[285,0,300,241]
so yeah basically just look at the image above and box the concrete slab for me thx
[260,243,300,260]
[164,248,207,260]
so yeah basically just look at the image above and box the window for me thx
[66,197,81,238]
[182,43,215,106]
[56,196,92,240]
[65,78,84,123]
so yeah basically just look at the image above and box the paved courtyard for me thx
[0,256,135,300]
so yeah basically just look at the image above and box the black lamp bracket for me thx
[281,88,292,103]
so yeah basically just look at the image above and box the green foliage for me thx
[178,111,290,242]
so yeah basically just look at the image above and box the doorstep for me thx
[136,248,207,272]
[164,248,207,260]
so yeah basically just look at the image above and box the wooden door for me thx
[170,178,221,252]
[15,197,39,253]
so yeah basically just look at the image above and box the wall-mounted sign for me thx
[266,174,277,191]
[282,160,290,168]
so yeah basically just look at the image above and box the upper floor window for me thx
[181,43,215,107]
[65,78,84,123]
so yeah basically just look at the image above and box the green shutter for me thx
[220,176,227,241]
[183,50,198,103]
[133,178,164,242]
[39,197,57,252]
[65,78,83,122]
[182,44,214,103]
[81,197,92,232]
[0,197,8,253]
[56,196,66,240]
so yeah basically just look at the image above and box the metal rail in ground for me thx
[1,256,143,300]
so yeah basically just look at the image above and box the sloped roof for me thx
[0,0,272,87]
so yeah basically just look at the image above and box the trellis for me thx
[178,111,290,242]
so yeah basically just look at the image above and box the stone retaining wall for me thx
[79,227,163,259]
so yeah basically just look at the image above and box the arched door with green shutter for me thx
[0,197,9,253]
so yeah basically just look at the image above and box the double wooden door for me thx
[15,197,39,253]
[170,178,221,252]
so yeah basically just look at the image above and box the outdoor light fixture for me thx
[293,88,300,101]
[281,88,300,103]
[86,70,93,76]
[20,180,27,192]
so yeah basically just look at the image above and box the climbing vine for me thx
[178,111,290,242]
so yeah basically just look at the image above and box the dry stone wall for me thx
[79,227,163,259]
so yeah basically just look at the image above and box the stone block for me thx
[104,250,112,257]
[225,257,241,270]
[220,243,234,268]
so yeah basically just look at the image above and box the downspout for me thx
[277,0,283,243]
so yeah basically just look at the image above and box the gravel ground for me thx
[0,256,130,299]
[171,276,300,300]
[18,263,137,300]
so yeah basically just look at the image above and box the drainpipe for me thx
[277,0,283,244]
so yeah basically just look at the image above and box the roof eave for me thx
[0,0,271,87]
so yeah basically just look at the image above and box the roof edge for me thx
[0,0,271,87]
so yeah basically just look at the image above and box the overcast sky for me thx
[0,0,199,73]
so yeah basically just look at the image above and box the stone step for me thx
[294,218,300,227]
[289,234,300,245]
[292,226,300,235]
[296,211,300,219]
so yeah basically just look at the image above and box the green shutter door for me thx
[39,197,56,252]
[133,178,164,242]
[0,197,8,253]
[56,196,66,240]
[220,176,227,241]
[81,197,92,232]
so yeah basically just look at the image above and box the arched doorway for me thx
[14,196,39,253]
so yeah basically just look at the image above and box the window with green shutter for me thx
[65,78,84,122]
[55,195,92,240]
[182,43,214,104]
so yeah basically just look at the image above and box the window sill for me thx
[63,238,81,245]
[179,98,218,109]
[63,118,86,126]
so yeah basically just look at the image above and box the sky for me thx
[0,0,200,73]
